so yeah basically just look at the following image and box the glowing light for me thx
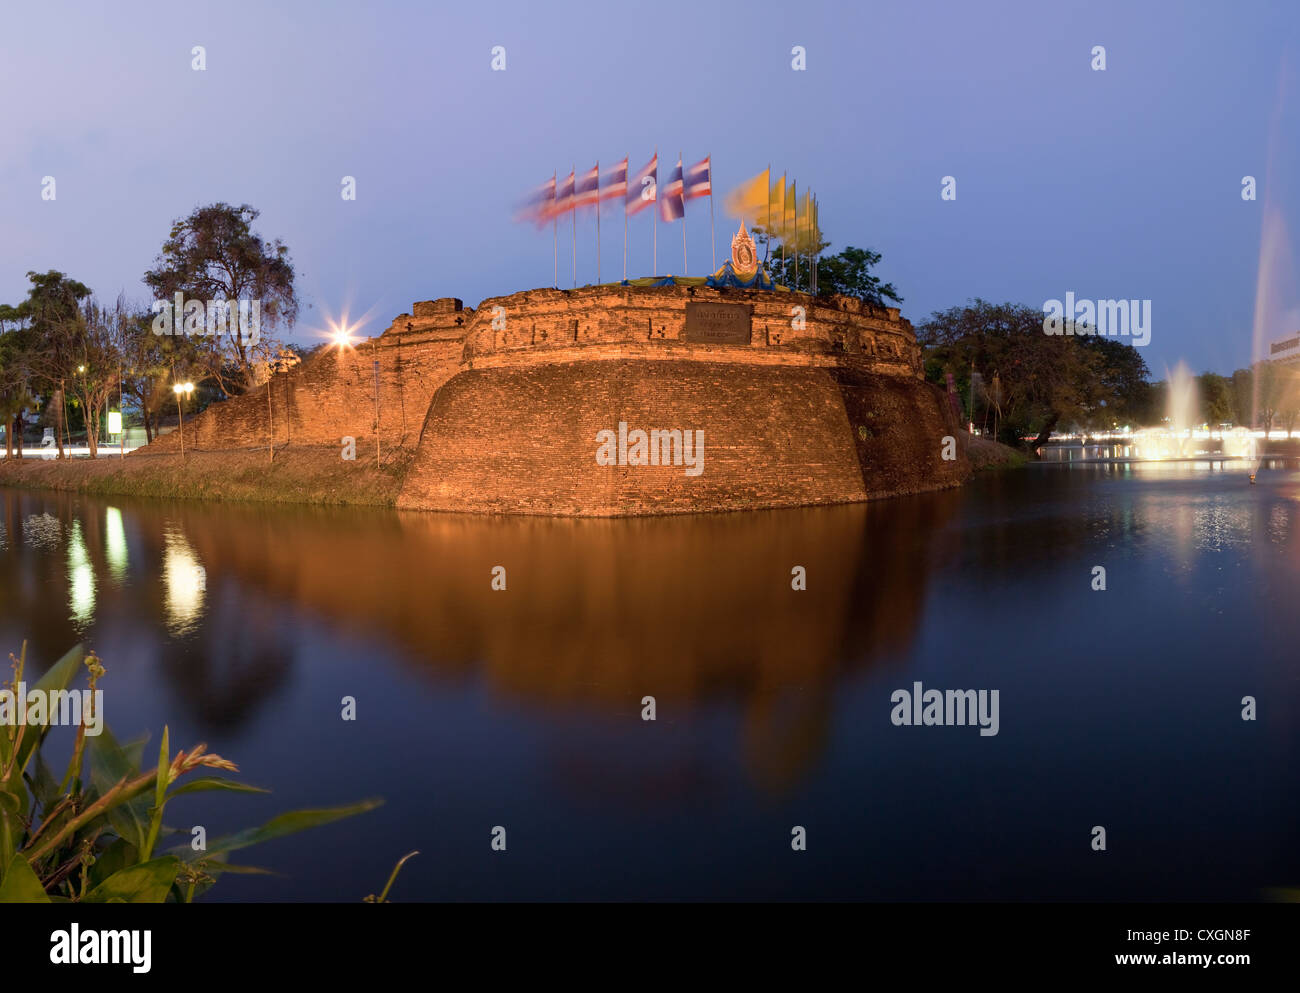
[107,411,122,435]
[330,323,357,350]
[163,528,206,636]
[173,382,194,395]
[67,520,95,626]
[105,506,127,580]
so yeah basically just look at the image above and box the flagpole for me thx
[596,161,601,285]
[793,184,799,292]
[552,172,557,289]
[765,163,771,264]
[709,154,715,271]
[680,152,687,276]
[653,148,658,276]
[571,164,576,289]
[623,155,628,282]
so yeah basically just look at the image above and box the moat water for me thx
[1,462,1296,901]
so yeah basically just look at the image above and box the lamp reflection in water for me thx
[67,519,95,626]
[105,507,128,581]
[163,527,206,636]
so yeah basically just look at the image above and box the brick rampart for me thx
[143,285,969,513]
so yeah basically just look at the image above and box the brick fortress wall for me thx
[144,286,969,514]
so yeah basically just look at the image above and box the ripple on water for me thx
[21,512,62,550]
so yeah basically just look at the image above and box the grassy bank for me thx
[0,445,412,508]
[965,435,1029,471]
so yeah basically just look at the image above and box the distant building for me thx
[1269,333,1300,366]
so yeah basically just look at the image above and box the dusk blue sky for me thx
[1,0,1296,377]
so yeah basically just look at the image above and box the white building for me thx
[1269,333,1300,366]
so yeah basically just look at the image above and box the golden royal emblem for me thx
[730,220,758,279]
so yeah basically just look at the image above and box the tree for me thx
[144,202,298,397]
[67,296,130,458]
[0,309,38,459]
[1230,368,1254,426]
[17,271,92,458]
[813,247,903,306]
[1198,372,1234,425]
[1255,360,1283,435]
[918,299,1150,448]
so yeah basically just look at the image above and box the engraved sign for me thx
[684,302,752,344]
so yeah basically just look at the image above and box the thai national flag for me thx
[601,157,628,202]
[659,157,685,223]
[684,156,711,200]
[575,162,600,209]
[552,169,575,219]
[627,153,657,215]
[514,174,556,228]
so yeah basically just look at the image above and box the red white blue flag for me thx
[575,162,600,209]
[659,156,685,222]
[627,153,657,215]
[553,168,575,218]
[601,157,628,201]
[684,156,711,200]
[516,173,556,228]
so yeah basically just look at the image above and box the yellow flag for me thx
[769,173,785,238]
[723,168,769,221]
[799,190,812,249]
[784,179,795,243]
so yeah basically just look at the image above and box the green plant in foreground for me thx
[0,643,381,903]
[364,849,419,904]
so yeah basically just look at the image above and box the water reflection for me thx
[0,466,1297,900]
[163,527,206,636]
[105,507,128,580]
[0,486,961,788]
[67,519,94,626]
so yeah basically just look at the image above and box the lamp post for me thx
[172,381,194,459]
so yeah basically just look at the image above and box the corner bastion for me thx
[144,285,969,515]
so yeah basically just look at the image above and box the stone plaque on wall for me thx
[684,302,752,344]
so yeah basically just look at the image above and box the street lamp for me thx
[173,381,194,459]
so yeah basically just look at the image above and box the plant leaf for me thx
[88,837,139,888]
[83,856,180,903]
[166,777,270,800]
[89,727,148,850]
[15,644,85,773]
[198,799,383,858]
[0,853,50,903]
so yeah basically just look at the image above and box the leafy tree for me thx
[750,221,902,305]
[1255,360,1283,434]
[0,310,38,459]
[1198,372,1234,425]
[143,203,298,397]
[812,247,902,306]
[1230,368,1254,426]
[16,271,92,458]
[67,296,131,458]
[919,299,1150,448]
[1077,335,1154,428]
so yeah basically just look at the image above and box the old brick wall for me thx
[144,286,969,515]
[453,285,922,375]
[397,357,966,516]
[145,331,463,455]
